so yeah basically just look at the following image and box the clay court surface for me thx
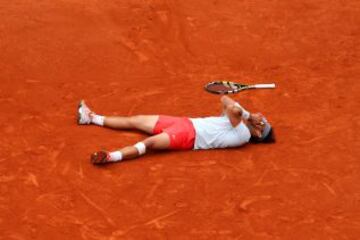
[1,0,360,239]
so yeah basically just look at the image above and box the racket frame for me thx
[205,81,276,94]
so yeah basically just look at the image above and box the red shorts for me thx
[153,115,196,150]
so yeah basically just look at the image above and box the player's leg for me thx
[77,100,159,134]
[90,132,170,164]
[104,115,159,134]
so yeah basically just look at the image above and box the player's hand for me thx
[248,113,265,137]
[249,113,264,127]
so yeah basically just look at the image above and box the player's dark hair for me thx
[250,128,276,144]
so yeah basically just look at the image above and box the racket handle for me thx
[253,83,276,89]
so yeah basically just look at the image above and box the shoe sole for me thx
[77,100,86,125]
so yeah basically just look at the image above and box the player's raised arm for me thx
[220,96,266,138]
[220,96,250,127]
[220,95,236,108]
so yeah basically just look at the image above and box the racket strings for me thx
[206,82,240,94]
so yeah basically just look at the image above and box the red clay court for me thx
[1,0,359,239]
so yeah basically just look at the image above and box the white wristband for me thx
[234,102,250,120]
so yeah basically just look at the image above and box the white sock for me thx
[91,114,105,126]
[109,151,123,162]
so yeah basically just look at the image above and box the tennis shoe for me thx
[78,100,92,125]
[91,151,111,165]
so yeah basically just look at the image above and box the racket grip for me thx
[254,83,276,89]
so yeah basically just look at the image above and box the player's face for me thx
[246,113,265,138]
[247,124,262,138]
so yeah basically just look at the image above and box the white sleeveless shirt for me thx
[189,116,251,150]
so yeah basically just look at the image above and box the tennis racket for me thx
[204,81,276,94]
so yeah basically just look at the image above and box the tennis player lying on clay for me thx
[78,95,275,164]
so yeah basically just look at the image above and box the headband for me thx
[259,117,272,141]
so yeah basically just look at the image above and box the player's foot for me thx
[91,151,111,165]
[78,100,92,125]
